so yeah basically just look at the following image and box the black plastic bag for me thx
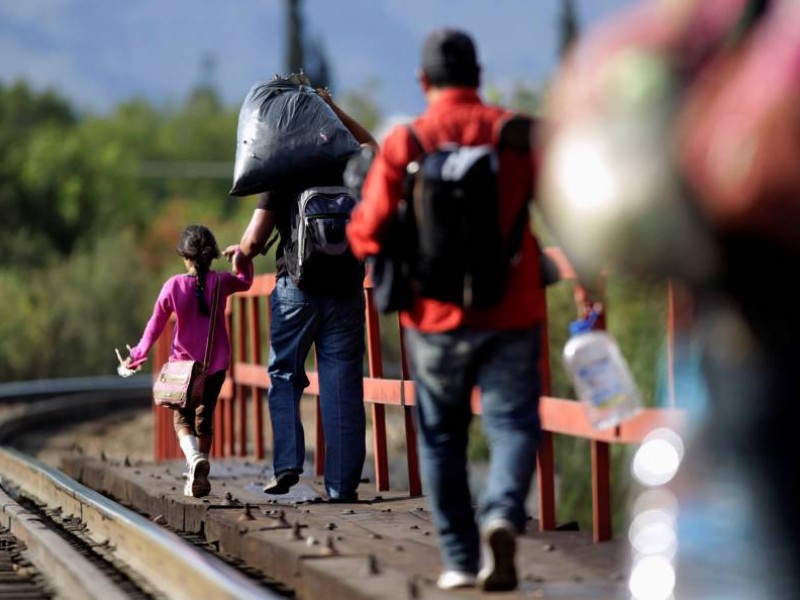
[230,76,361,197]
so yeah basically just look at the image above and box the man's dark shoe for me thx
[263,470,300,495]
[477,518,518,592]
[326,492,358,504]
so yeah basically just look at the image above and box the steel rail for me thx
[0,485,131,600]
[0,383,282,600]
[0,374,152,402]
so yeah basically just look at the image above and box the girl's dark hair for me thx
[176,225,220,316]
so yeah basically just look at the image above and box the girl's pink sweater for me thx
[129,264,253,373]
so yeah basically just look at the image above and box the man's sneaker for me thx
[326,491,359,504]
[185,456,211,498]
[477,518,518,592]
[263,470,300,495]
[436,570,477,590]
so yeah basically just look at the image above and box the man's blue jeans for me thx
[405,325,542,574]
[267,276,366,499]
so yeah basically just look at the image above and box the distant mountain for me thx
[0,0,628,119]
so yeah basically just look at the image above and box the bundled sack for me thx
[230,74,361,196]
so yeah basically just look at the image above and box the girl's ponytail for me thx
[195,261,211,316]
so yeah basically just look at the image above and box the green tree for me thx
[510,83,541,116]
[0,80,241,382]
[153,87,238,211]
[0,231,151,380]
[484,83,540,117]
[338,79,382,133]
[16,125,141,254]
[0,81,78,264]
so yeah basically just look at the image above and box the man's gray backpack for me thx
[284,186,364,295]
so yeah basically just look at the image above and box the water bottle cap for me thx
[568,307,600,336]
[568,318,593,336]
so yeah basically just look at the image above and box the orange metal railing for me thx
[153,247,685,542]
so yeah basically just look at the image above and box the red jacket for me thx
[347,88,546,332]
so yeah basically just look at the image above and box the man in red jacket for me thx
[347,28,545,592]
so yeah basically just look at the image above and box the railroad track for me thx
[0,380,286,600]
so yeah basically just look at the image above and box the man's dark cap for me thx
[420,28,480,88]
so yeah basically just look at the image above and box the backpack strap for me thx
[259,231,280,256]
[497,113,536,152]
[506,201,531,263]
[494,114,536,264]
[405,125,426,157]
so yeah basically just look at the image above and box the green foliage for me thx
[484,82,541,116]
[338,79,382,134]
[155,87,237,206]
[0,80,75,138]
[0,81,80,262]
[0,80,246,382]
[16,124,139,253]
[0,231,151,380]
[509,83,541,116]
[0,270,48,379]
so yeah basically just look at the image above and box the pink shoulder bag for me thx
[152,281,221,410]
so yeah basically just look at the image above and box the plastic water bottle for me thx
[563,310,643,429]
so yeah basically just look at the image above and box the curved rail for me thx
[0,373,152,402]
[0,383,282,600]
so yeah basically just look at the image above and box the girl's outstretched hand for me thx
[222,245,239,262]
[115,345,143,377]
[223,245,251,274]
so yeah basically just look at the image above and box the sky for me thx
[0,0,633,120]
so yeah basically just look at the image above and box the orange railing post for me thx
[235,296,248,457]
[537,314,557,531]
[364,287,390,491]
[591,440,612,542]
[537,432,557,530]
[399,324,423,497]
[248,296,264,458]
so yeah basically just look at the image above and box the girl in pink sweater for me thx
[121,225,253,497]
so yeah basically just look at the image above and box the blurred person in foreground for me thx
[347,28,545,591]
[225,87,377,502]
[539,0,800,597]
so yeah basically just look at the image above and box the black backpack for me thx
[406,117,534,310]
[282,186,365,295]
[405,128,505,308]
[356,115,536,313]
